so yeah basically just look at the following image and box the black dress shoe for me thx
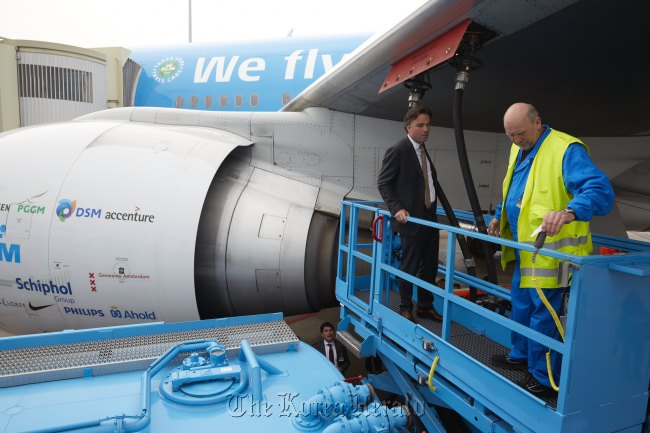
[414,307,442,322]
[519,373,558,399]
[400,310,415,321]
[490,354,528,370]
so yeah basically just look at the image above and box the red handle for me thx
[372,215,383,243]
[343,375,364,383]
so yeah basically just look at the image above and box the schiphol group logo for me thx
[152,57,185,84]
[56,199,102,222]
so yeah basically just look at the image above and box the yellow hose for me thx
[531,264,564,392]
[427,355,440,391]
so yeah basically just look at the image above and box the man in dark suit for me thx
[312,322,350,374]
[377,106,442,322]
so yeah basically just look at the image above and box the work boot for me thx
[519,373,558,399]
[414,306,442,322]
[400,309,414,322]
[490,354,527,370]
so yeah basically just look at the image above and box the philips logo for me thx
[16,277,72,296]
[64,307,104,317]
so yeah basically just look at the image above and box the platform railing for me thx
[336,200,650,433]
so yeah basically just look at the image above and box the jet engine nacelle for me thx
[0,110,340,334]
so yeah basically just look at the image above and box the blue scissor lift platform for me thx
[335,201,650,433]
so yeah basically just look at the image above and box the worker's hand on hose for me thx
[541,210,575,236]
[394,209,409,224]
[487,217,500,237]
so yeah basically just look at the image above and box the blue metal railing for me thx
[336,200,650,433]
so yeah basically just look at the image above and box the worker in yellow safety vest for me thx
[487,102,614,398]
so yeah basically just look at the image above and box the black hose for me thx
[424,148,479,299]
[430,171,478,283]
[452,87,499,286]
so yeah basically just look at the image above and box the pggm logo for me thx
[0,225,20,263]
[17,204,45,214]
[56,199,101,222]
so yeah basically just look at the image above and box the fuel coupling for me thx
[530,226,547,263]
[451,33,483,90]
[404,75,431,107]
[294,381,374,430]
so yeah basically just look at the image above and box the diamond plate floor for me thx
[356,290,557,407]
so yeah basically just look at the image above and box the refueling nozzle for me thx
[531,227,547,263]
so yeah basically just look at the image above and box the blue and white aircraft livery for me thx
[131,35,370,111]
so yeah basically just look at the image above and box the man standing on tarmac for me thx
[312,322,350,375]
[488,102,614,397]
[377,106,443,323]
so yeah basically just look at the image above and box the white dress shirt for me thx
[323,340,338,366]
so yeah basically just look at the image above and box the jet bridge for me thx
[336,201,650,433]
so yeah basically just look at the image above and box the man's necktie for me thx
[420,144,431,209]
[327,343,335,364]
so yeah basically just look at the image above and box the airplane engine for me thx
[194,145,339,319]
[0,114,339,334]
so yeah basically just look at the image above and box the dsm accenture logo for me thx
[56,199,101,222]
[152,57,185,84]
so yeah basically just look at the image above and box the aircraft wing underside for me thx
[284,0,650,139]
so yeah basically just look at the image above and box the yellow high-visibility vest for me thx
[500,129,592,288]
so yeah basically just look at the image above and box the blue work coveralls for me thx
[494,126,614,386]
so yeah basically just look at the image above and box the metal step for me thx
[0,319,298,388]
[337,330,362,358]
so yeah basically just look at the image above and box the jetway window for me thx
[220,95,228,107]
[282,93,291,105]
[175,96,184,108]
[190,95,198,108]
[250,94,259,107]
[235,94,243,107]
[18,64,93,103]
[205,95,212,108]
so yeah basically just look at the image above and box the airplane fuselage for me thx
[130,35,368,111]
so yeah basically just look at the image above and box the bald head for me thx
[504,103,542,151]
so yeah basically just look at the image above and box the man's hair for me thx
[525,104,539,122]
[320,321,335,332]
[403,106,432,131]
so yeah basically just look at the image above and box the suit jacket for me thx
[377,137,438,236]
[312,339,350,374]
